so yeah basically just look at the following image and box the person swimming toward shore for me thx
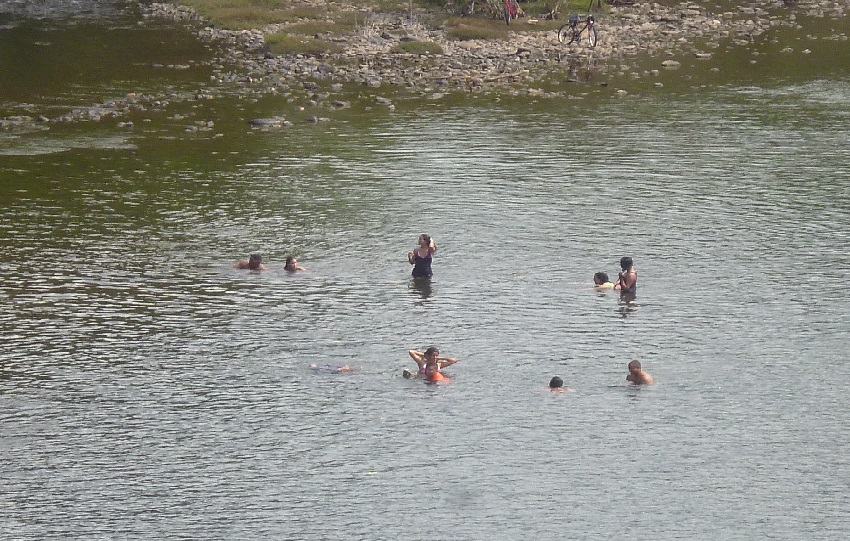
[614,256,637,294]
[593,272,615,289]
[403,346,458,379]
[626,360,654,385]
[235,252,267,270]
[549,376,574,392]
[309,364,353,374]
[284,256,306,272]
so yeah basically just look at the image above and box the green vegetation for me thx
[444,17,510,40]
[171,0,600,53]
[265,32,344,56]
[392,41,445,54]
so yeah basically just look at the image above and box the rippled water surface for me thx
[3,12,850,541]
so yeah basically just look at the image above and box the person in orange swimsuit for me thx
[424,360,449,384]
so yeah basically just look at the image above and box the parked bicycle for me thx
[557,12,598,48]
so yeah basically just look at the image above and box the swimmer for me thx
[309,364,353,374]
[284,256,306,272]
[235,252,267,270]
[626,360,654,385]
[593,272,615,289]
[549,376,574,392]
[614,256,637,293]
[408,233,437,278]
[406,346,458,378]
[424,360,449,384]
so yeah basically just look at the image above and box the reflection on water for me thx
[616,291,638,318]
[2,25,850,541]
[408,277,433,304]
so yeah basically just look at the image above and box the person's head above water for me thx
[593,272,609,285]
[424,346,439,359]
[549,376,564,389]
[424,359,448,383]
[248,253,263,269]
[620,256,634,271]
[419,234,431,246]
[628,360,642,373]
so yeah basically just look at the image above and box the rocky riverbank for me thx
[141,0,847,98]
[1,0,848,131]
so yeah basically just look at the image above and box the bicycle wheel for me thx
[557,24,572,43]
[587,25,598,48]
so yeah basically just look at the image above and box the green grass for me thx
[265,32,344,56]
[173,0,589,35]
[176,0,349,30]
[392,41,445,54]
[444,17,510,40]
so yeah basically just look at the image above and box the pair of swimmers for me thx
[549,359,654,391]
[593,256,637,292]
[235,253,305,272]
[403,346,458,383]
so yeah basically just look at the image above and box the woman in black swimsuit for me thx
[407,234,436,278]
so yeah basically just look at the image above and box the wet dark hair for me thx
[594,272,609,285]
[424,346,439,356]
[628,360,641,370]
[249,253,262,262]
[549,376,564,388]
[620,256,633,271]
[285,256,296,267]
[419,234,431,245]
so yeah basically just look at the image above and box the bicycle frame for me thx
[557,12,598,47]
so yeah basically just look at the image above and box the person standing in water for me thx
[626,360,654,385]
[408,233,436,278]
[235,253,267,270]
[615,256,637,294]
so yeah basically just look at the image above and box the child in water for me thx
[593,272,615,289]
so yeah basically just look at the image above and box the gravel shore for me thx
[1,0,847,130]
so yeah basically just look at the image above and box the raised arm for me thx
[437,356,458,369]
[408,350,426,369]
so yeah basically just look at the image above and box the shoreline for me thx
[1,0,847,130]
[143,0,846,99]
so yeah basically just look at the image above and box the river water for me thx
[2,3,850,540]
